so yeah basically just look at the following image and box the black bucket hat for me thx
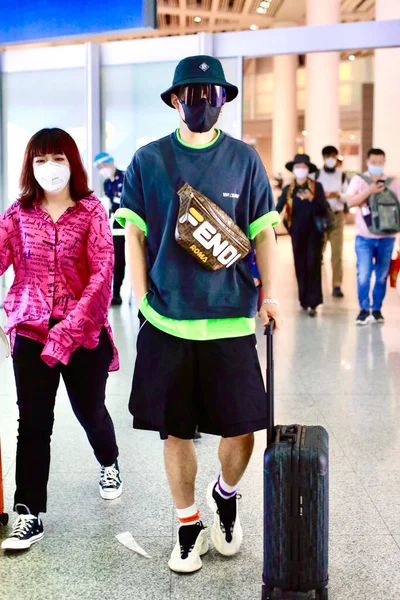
[285,153,317,174]
[161,55,239,108]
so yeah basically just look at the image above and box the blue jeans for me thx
[355,236,395,311]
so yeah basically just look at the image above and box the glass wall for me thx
[101,62,177,170]
[242,54,374,175]
[1,68,86,206]
[101,58,241,170]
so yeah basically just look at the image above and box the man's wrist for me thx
[262,298,280,307]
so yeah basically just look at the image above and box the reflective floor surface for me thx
[1,228,400,600]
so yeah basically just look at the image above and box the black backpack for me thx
[360,175,400,235]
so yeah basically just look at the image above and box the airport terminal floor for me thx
[1,228,400,600]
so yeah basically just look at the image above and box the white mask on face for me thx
[34,161,70,194]
[100,167,113,179]
[293,167,309,180]
[324,157,337,169]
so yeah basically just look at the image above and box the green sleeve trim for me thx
[115,208,147,236]
[249,211,280,240]
[139,295,256,341]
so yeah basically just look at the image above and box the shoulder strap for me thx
[385,177,394,186]
[342,171,346,184]
[158,135,185,190]
[359,174,373,185]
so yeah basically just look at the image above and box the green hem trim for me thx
[139,295,255,341]
[249,211,280,240]
[115,208,147,236]
[176,128,221,150]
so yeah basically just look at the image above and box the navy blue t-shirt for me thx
[118,131,278,321]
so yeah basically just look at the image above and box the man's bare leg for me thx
[165,436,209,573]
[207,433,255,556]
[164,436,197,509]
[219,433,255,485]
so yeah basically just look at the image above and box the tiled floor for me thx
[1,229,400,600]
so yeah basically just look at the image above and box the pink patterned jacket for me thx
[0,196,119,370]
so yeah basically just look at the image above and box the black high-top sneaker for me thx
[1,504,44,551]
[99,459,123,500]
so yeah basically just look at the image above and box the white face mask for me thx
[367,163,384,177]
[293,167,309,180]
[324,157,337,169]
[34,161,70,194]
[100,167,113,179]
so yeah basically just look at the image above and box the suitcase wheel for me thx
[315,588,328,600]
[0,513,9,526]
[261,586,274,600]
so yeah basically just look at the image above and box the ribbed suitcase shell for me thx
[262,424,329,598]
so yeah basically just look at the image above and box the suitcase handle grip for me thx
[264,320,275,445]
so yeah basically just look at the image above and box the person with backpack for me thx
[316,146,348,298]
[346,148,400,325]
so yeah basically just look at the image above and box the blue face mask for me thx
[368,164,384,176]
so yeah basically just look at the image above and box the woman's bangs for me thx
[31,130,66,158]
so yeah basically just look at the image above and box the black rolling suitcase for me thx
[262,323,329,600]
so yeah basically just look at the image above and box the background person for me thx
[317,145,348,298]
[277,154,327,317]
[0,129,122,552]
[346,148,400,325]
[94,152,126,306]
[116,55,282,574]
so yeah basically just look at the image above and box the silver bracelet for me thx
[262,298,280,307]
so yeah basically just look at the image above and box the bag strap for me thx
[359,174,374,185]
[159,135,185,191]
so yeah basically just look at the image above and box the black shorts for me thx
[129,315,267,440]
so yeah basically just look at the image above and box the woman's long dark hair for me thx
[19,128,93,208]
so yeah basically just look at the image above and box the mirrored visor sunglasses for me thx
[178,84,227,108]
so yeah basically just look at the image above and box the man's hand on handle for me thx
[259,302,283,332]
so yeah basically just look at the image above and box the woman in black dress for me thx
[277,154,327,317]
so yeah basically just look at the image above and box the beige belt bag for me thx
[175,183,251,271]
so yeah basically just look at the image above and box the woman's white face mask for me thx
[293,167,309,180]
[34,161,71,194]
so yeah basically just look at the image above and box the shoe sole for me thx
[168,531,209,573]
[1,531,44,551]
[99,482,123,500]
[206,482,243,557]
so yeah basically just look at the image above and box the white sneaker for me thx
[1,505,44,551]
[207,481,243,557]
[99,460,123,500]
[168,522,209,573]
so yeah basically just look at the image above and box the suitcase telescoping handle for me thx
[264,320,275,446]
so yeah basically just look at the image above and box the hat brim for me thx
[161,79,239,108]
[285,160,317,174]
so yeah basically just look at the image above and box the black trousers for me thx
[291,229,324,309]
[12,329,118,515]
[113,222,126,296]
